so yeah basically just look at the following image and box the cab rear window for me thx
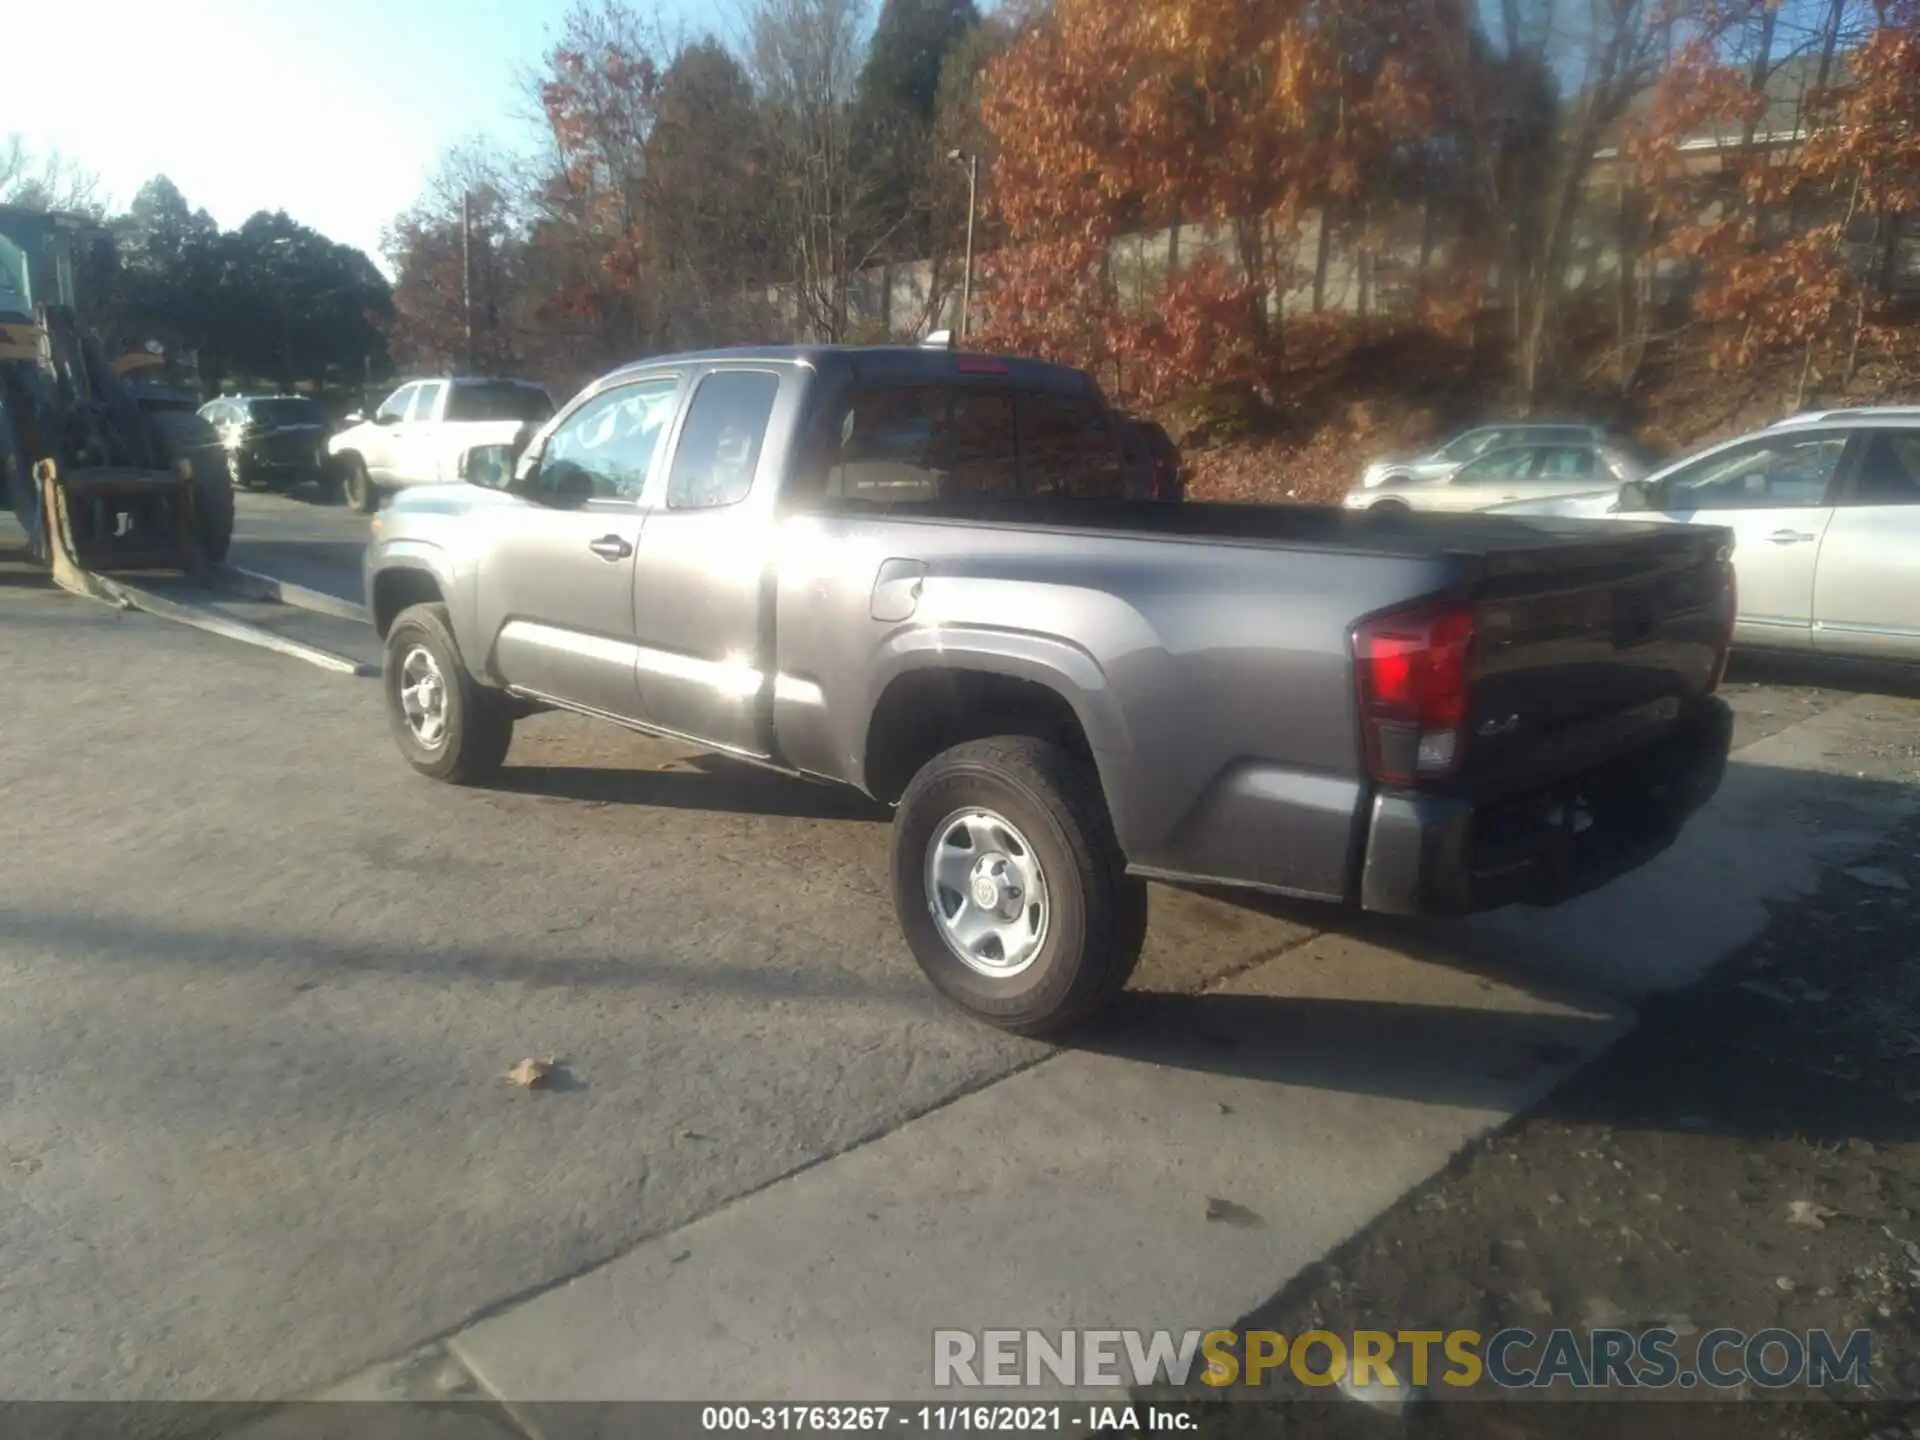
[817,381,1121,508]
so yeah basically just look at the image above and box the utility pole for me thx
[461,190,475,376]
[949,150,979,343]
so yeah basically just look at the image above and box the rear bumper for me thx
[1358,697,1733,916]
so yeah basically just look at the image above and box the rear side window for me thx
[666,370,781,510]
[825,384,1021,504]
[1020,391,1125,501]
[1530,445,1597,478]
[446,383,555,423]
[1845,432,1920,505]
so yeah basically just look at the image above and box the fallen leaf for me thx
[1205,1196,1265,1228]
[505,1056,563,1088]
[1788,1200,1836,1230]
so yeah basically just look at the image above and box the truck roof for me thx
[390,375,549,389]
[600,344,1097,394]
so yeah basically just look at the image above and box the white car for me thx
[1489,410,1920,662]
[328,377,554,513]
[1354,422,1611,489]
[1344,439,1652,513]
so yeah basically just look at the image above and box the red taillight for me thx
[956,354,1009,374]
[1353,602,1476,786]
[1707,560,1737,692]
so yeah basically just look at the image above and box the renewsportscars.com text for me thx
[932,1327,1874,1392]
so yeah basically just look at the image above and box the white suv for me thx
[328,377,554,512]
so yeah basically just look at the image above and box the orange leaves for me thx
[975,0,1451,403]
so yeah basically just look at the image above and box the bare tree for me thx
[0,134,104,215]
[747,0,903,341]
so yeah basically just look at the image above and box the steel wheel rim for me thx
[398,645,450,750]
[924,807,1050,978]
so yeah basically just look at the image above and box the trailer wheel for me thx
[891,735,1147,1036]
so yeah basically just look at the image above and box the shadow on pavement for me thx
[0,904,928,1006]
[1727,649,1920,698]
[487,754,891,823]
[1090,989,1616,1109]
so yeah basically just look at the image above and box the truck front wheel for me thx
[383,601,515,783]
[342,454,379,513]
[891,736,1148,1037]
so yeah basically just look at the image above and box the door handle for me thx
[588,534,633,561]
[1767,529,1815,545]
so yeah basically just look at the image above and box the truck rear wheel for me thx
[891,735,1148,1037]
[383,601,514,784]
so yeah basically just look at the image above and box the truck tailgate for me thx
[1457,522,1733,801]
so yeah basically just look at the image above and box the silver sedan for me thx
[1344,440,1652,514]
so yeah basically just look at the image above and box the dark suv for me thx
[199,394,335,496]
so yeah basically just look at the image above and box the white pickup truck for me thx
[328,377,555,512]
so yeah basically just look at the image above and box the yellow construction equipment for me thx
[0,205,230,594]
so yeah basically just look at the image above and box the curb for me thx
[215,565,371,626]
[106,577,378,678]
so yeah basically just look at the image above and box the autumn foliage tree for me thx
[974,0,1452,405]
[1625,0,1920,402]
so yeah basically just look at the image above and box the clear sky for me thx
[8,0,696,271]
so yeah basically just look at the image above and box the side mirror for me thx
[461,443,516,490]
[1617,479,1655,513]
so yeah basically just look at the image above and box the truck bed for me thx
[841,496,1709,565]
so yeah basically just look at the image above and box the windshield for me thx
[247,398,327,427]
[445,382,555,423]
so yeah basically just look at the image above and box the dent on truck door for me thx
[629,368,789,757]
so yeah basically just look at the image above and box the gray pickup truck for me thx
[364,342,1737,1035]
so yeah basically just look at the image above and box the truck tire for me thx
[342,454,379,513]
[315,460,345,504]
[891,735,1148,1036]
[383,601,515,784]
[146,408,233,563]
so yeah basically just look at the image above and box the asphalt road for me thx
[226,486,370,606]
[0,572,1317,1400]
[3,491,1915,1403]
